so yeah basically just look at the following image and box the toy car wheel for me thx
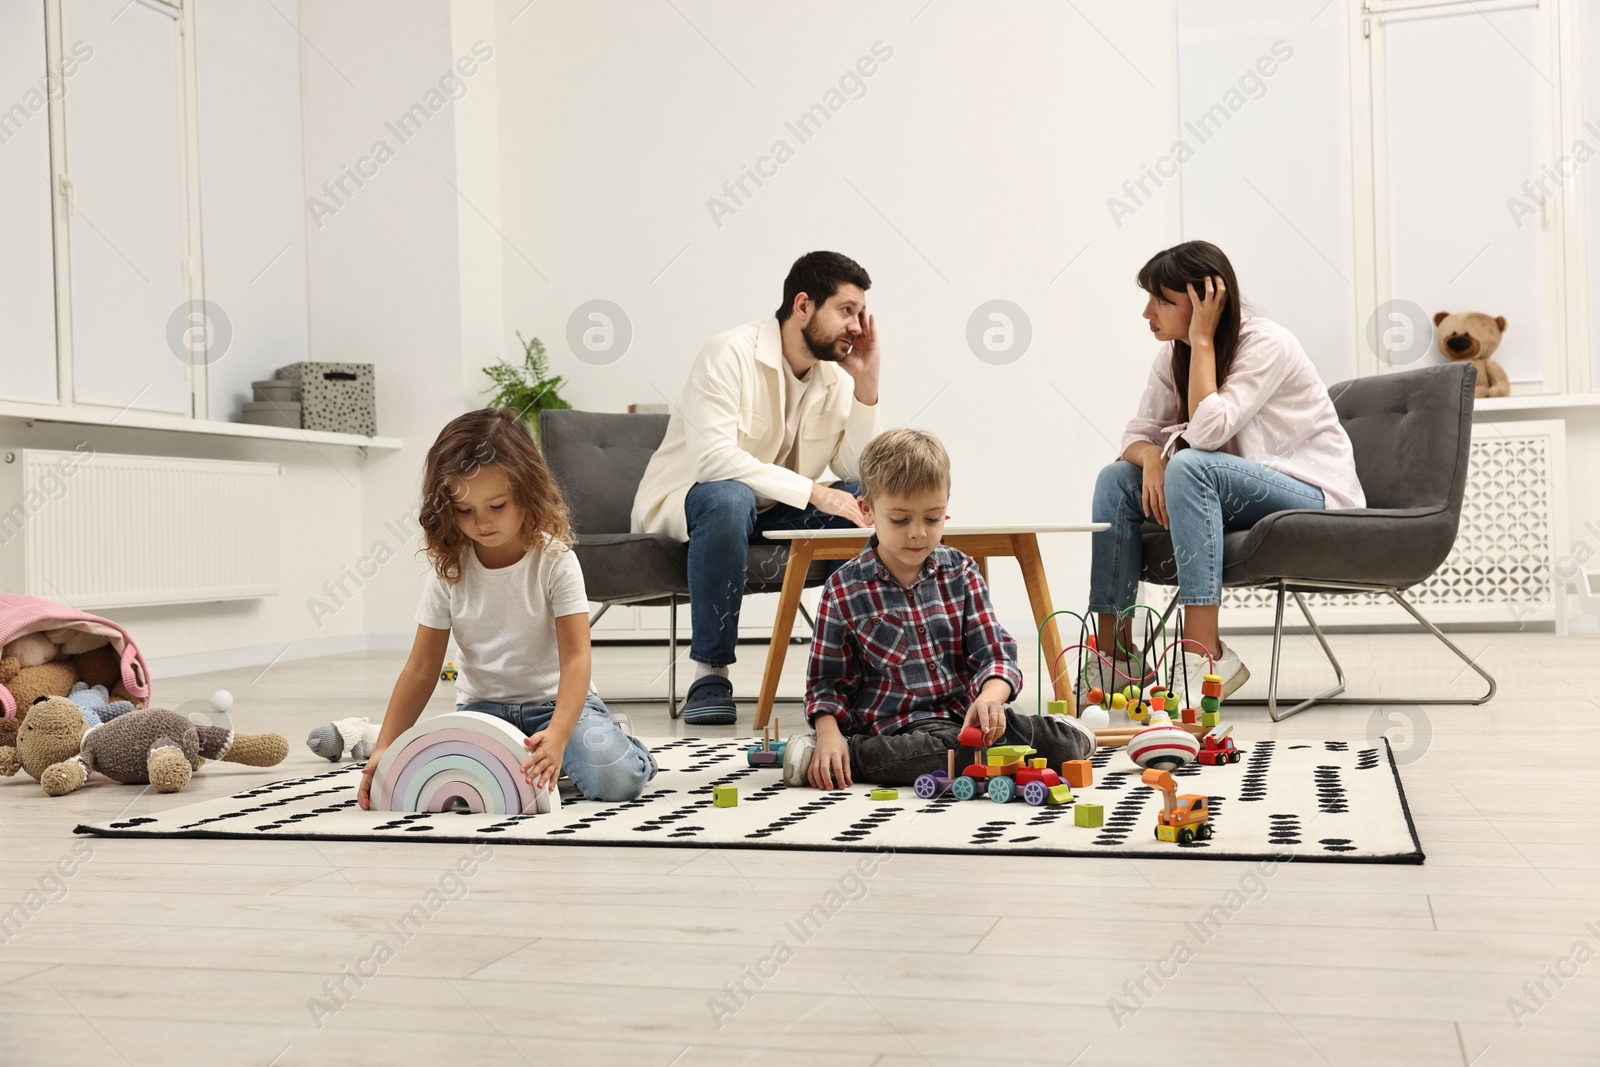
[950,776,978,802]
[987,777,1015,804]
[1229,752,1241,764]
[1021,780,1048,806]
[1177,827,1194,844]
[1197,824,1214,840]
[913,774,942,800]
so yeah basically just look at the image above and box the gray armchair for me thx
[1139,361,1496,720]
[538,409,833,715]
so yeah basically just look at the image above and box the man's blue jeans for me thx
[683,480,861,667]
[1089,450,1325,611]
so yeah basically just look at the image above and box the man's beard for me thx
[803,318,850,363]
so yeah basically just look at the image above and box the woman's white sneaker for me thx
[1167,643,1250,707]
[1214,641,1250,697]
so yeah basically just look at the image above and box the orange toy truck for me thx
[1141,768,1213,844]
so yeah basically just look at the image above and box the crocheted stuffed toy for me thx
[0,657,79,736]
[2,633,60,667]
[306,717,382,762]
[67,682,136,727]
[0,696,289,796]
[68,644,123,692]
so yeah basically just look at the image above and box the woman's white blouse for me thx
[1120,317,1367,510]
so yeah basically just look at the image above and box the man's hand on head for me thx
[838,311,879,405]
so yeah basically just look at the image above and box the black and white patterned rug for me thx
[75,736,1423,863]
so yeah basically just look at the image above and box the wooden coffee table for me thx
[754,524,1107,730]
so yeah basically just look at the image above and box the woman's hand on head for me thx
[1186,275,1227,351]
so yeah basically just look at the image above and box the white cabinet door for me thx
[194,0,309,421]
[1382,4,1549,389]
[62,0,189,415]
[1582,2,1600,392]
[0,0,60,403]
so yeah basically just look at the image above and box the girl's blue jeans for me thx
[458,692,657,802]
[1089,450,1325,611]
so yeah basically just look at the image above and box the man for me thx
[632,251,883,724]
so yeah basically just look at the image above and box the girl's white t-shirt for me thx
[414,537,590,705]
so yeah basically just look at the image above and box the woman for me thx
[1084,241,1365,704]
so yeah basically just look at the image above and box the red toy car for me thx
[1196,726,1242,766]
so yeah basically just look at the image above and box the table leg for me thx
[975,556,989,583]
[1011,533,1073,714]
[755,539,815,731]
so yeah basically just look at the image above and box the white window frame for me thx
[1353,0,1580,394]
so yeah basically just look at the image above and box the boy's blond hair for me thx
[857,428,950,502]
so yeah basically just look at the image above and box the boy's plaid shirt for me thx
[805,537,1023,735]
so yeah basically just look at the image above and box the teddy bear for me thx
[0,695,290,796]
[66,642,136,702]
[3,633,60,668]
[0,655,79,714]
[1432,311,1511,398]
[306,717,382,762]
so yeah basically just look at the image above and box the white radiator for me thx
[14,449,280,609]
[1143,419,1572,631]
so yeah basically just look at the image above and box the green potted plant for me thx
[482,332,571,440]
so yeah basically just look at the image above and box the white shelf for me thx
[0,398,402,450]
[1475,393,1600,414]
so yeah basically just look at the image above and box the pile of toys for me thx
[1038,606,1249,845]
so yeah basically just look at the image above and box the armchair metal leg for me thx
[1383,587,1498,704]
[597,594,687,716]
[1227,583,1496,721]
[1252,585,1347,722]
[667,592,682,719]
[1151,580,1496,721]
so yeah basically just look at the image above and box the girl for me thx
[1084,241,1365,702]
[358,408,656,809]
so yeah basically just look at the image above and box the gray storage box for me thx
[275,362,376,436]
[252,379,296,403]
[240,401,301,428]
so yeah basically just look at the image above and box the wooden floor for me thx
[1,628,1596,1066]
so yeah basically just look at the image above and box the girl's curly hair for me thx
[419,408,573,583]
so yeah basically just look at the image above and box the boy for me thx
[783,428,1097,789]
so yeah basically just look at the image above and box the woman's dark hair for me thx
[1136,241,1244,408]
[776,251,871,322]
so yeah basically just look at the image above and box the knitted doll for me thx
[306,717,382,762]
[0,696,289,796]
[67,682,136,726]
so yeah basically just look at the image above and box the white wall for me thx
[492,0,1182,647]
[296,0,479,652]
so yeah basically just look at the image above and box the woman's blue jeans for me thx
[1089,450,1325,611]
